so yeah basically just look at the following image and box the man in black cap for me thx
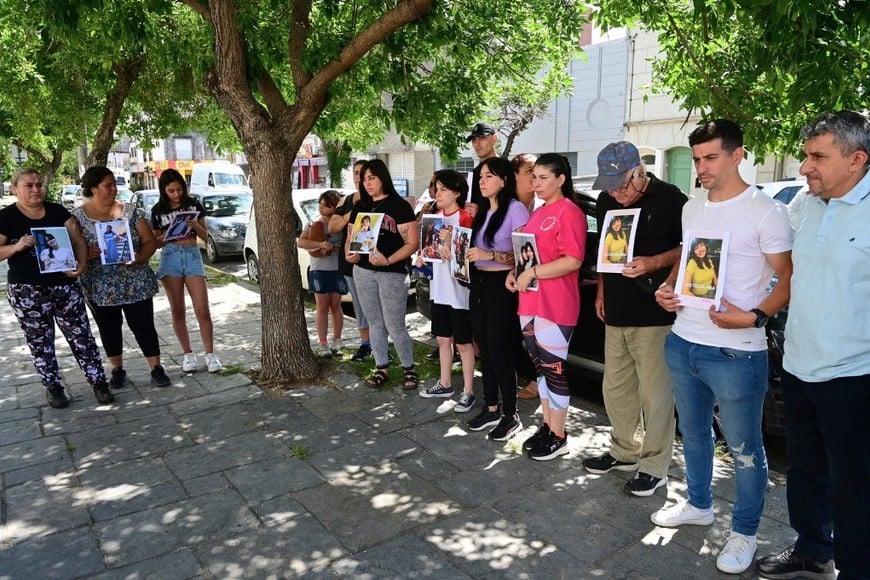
[466,122,499,211]
[582,141,687,498]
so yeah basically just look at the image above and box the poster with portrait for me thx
[162,210,200,242]
[348,212,384,254]
[674,230,730,310]
[597,208,641,273]
[512,232,540,291]
[96,220,135,266]
[419,215,445,262]
[31,227,77,274]
[450,226,472,283]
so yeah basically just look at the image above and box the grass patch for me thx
[290,443,312,460]
[218,363,245,376]
[205,267,237,286]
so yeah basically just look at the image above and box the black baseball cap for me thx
[466,122,496,142]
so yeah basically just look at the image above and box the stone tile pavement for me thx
[0,267,796,578]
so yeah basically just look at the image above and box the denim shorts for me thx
[156,244,205,279]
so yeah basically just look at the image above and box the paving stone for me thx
[182,472,231,498]
[0,526,105,579]
[67,413,193,468]
[168,384,264,416]
[307,432,421,480]
[331,533,471,579]
[178,402,273,443]
[86,549,203,580]
[224,456,325,503]
[163,430,290,480]
[95,489,260,568]
[40,412,119,437]
[2,476,92,545]
[0,434,68,472]
[272,413,375,455]
[3,456,76,488]
[402,421,512,471]
[397,449,461,483]
[0,406,38,424]
[0,417,42,446]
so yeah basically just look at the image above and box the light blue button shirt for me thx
[784,168,870,381]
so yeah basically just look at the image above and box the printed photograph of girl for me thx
[33,227,77,273]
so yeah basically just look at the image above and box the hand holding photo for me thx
[597,208,641,273]
[674,230,730,309]
[163,210,200,242]
[348,212,383,254]
[32,227,77,273]
[512,232,540,291]
[451,226,472,283]
[96,220,136,265]
[419,216,444,262]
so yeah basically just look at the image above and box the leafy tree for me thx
[176,0,589,384]
[593,0,870,158]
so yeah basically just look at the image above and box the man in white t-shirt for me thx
[653,119,793,575]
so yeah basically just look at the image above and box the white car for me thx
[59,185,82,209]
[756,180,807,205]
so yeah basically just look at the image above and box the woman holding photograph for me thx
[73,166,169,388]
[0,167,114,408]
[465,157,530,441]
[682,239,718,298]
[508,153,586,460]
[345,159,419,389]
[151,168,222,373]
[602,216,629,264]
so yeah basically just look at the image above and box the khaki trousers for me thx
[602,325,675,479]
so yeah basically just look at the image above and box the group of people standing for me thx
[0,166,224,409]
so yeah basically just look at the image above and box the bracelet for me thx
[491,250,496,261]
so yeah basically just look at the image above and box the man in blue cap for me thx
[583,141,687,498]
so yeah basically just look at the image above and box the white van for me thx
[243,188,355,297]
[189,161,250,194]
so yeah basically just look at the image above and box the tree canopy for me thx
[593,0,870,159]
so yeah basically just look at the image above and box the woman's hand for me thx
[467,247,491,263]
[505,270,518,292]
[368,248,389,267]
[516,267,536,292]
[15,234,35,253]
[87,244,101,260]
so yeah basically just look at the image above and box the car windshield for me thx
[201,193,253,217]
[215,173,247,187]
[117,188,133,202]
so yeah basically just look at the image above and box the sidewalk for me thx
[0,275,794,578]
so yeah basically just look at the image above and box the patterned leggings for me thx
[7,282,107,390]
[520,315,574,410]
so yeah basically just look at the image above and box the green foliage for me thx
[593,0,870,159]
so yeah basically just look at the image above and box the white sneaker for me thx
[716,532,757,574]
[650,499,714,527]
[314,344,332,358]
[329,339,343,354]
[182,352,198,372]
[205,352,223,373]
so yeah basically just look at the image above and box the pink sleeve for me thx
[556,205,586,261]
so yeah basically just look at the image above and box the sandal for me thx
[366,367,390,388]
[401,366,419,390]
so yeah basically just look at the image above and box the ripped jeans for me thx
[665,332,769,536]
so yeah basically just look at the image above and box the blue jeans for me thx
[782,371,870,578]
[664,333,768,536]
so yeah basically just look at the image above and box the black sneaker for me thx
[528,431,569,461]
[582,452,639,475]
[522,423,551,451]
[151,365,171,387]
[93,383,115,405]
[624,472,668,497]
[488,414,522,441]
[351,344,372,362]
[45,385,69,409]
[109,367,127,389]
[467,407,501,431]
[755,544,836,580]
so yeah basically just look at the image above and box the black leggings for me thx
[470,269,521,417]
[89,298,160,360]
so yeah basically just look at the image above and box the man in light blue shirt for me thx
[756,111,870,580]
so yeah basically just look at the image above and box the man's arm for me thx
[709,250,792,328]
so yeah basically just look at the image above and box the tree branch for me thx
[88,56,146,167]
[176,0,210,20]
[290,0,313,91]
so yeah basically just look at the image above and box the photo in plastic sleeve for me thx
[348,212,383,254]
[96,220,135,265]
[674,230,730,310]
[419,215,445,262]
[511,231,540,291]
[597,208,641,273]
[162,210,200,242]
[450,225,472,283]
[31,226,77,274]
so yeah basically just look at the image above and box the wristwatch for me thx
[750,308,769,328]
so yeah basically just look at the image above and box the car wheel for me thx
[205,237,222,263]
[246,253,259,284]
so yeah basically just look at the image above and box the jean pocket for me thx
[718,347,759,360]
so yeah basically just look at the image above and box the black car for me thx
[415,191,787,436]
[192,191,253,263]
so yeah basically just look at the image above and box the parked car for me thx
[58,185,83,209]
[192,191,253,263]
[415,190,788,436]
[116,186,134,204]
[130,189,160,217]
[756,180,807,205]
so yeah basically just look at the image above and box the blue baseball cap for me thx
[593,141,641,190]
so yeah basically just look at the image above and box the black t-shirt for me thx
[596,174,687,327]
[335,195,356,277]
[150,199,206,242]
[0,202,76,286]
[470,162,484,208]
[349,195,415,274]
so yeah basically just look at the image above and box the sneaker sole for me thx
[716,554,756,575]
[650,513,714,527]
[488,424,522,442]
[754,569,836,580]
[625,477,668,497]
[530,445,569,461]
[453,405,474,413]
[419,391,455,399]
[467,420,500,432]
[584,462,639,475]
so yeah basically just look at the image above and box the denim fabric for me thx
[665,332,768,535]
[782,371,870,577]
[156,244,205,279]
[344,274,369,330]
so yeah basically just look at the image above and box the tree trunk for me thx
[324,139,351,187]
[87,57,145,167]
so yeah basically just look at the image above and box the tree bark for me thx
[86,57,145,167]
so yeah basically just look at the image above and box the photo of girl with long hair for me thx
[681,237,720,299]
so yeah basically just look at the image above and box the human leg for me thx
[481,272,520,416]
[51,284,108,387]
[7,283,63,389]
[470,273,499,412]
[630,325,675,480]
[121,299,161,366]
[353,266,389,367]
[161,276,191,353]
[328,292,343,343]
[376,271,413,369]
[184,275,215,353]
[601,324,643,462]
[313,292,330,344]
[527,316,572,438]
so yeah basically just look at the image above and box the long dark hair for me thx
[607,216,626,240]
[80,166,115,197]
[155,169,195,215]
[534,153,575,201]
[357,159,399,210]
[471,157,518,246]
[690,239,714,269]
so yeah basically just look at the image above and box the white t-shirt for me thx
[431,208,472,310]
[672,186,792,350]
